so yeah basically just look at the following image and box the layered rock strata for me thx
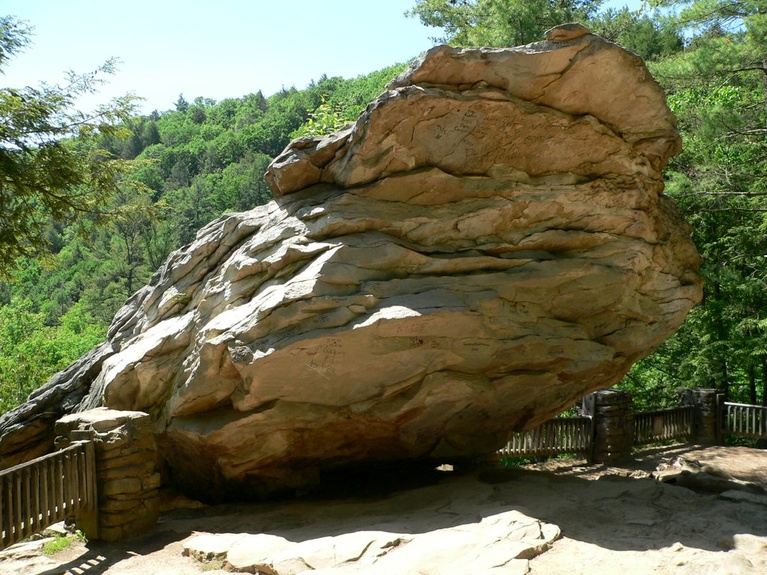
[0,27,702,499]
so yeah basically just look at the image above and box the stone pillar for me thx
[54,408,160,542]
[679,388,721,445]
[583,389,634,464]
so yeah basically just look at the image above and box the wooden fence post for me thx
[581,393,597,463]
[715,393,725,444]
[72,437,99,540]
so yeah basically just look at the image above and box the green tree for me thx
[0,298,105,412]
[292,68,408,139]
[0,16,139,272]
[590,7,683,60]
[175,94,189,113]
[234,91,268,130]
[623,0,767,405]
[407,0,605,46]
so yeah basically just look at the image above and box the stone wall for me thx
[55,408,160,542]
[679,388,721,444]
[583,389,635,464]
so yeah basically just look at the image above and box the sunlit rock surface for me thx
[0,27,702,499]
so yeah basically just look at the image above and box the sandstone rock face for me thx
[0,28,702,500]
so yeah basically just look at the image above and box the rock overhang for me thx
[0,26,702,500]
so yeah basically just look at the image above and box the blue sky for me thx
[3,0,642,114]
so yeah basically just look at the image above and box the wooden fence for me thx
[500,405,696,460]
[722,402,767,439]
[633,405,694,446]
[499,416,594,459]
[0,441,97,549]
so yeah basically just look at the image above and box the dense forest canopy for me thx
[0,15,406,410]
[1,0,766,416]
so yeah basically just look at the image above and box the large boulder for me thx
[0,27,702,500]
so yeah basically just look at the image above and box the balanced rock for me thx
[0,27,702,499]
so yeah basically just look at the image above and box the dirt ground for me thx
[2,443,766,575]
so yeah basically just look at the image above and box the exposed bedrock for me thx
[0,27,702,500]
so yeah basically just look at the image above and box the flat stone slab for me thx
[181,474,559,575]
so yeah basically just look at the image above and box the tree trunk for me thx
[762,357,767,406]
[762,57,767,122]
[711,281,730,399]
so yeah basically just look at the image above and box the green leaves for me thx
[407,0,605,47]
[291,64,408,139]
[292,95,352,138]
[0,298,106,413]
[0,17,141,273]
[0,16,30,67]
[620,0,767,404]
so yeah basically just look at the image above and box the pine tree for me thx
[0,16,138,272]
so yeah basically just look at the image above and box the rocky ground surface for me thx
[2,444,765,575]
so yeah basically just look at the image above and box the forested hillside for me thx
[2,0,766,416]
[0,55,405,411]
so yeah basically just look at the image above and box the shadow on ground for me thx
[160,452,766,555]
[14,444,767,574]
[35,530,185,575]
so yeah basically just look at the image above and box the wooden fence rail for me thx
[0,441,97,549]
[633,405,694,446]
[722,402,767,439]
[499,416,594,459]
[500,405,697,460]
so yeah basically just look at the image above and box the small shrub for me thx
[42,535,73,556]
[292,95,352,138]
[498,456,536,468]
[201,558,225,571]
[42,530,86,556]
